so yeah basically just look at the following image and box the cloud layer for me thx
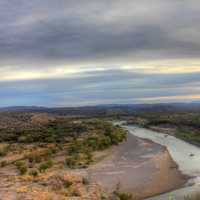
[0,0,200,106]
[1,70,200,107]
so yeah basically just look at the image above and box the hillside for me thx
[0,113,127,200]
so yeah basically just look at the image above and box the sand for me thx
[86,134,187,198]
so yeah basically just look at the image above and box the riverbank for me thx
[149,125,200,148]
[125,113,200,147]
[85,133,187,198]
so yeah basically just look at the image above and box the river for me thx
[122,124,200,200]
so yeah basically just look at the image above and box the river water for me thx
[123,124,200,200]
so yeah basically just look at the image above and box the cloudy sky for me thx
[0,0,200,107]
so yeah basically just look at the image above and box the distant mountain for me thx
[0,102,200,116]
[0,106,48,112]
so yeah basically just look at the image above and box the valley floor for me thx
[83,134,187,198]
[0,134,187,199]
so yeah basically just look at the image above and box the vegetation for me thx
[128,111,200,146]
[0,111,199,199]
[0,118,127,179]
[0,145,10,157]
[38,160,53,172]
[0,118,126,144]
[29,169,38,177]
[0,160,8,167]
[112,182,141,200]
[63,119,127,168]
[15,161,28,175]
[114,192,139,200]
[0,113,127,199]
[175,128,200,146]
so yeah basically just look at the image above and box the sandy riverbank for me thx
[86,134,187,198]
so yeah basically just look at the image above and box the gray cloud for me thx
[0,1,200,106]
[0,0,200,66]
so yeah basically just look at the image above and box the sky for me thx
[0,0,200,107]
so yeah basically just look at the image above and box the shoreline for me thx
[149,125,200,148]
[127,121,200,148]
[85,133,187,198]
[143,148,188,198]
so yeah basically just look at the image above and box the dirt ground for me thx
[85,134,187,198]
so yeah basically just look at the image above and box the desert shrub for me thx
[18,165,28,175]
[69,188,81,197]
[114,192,140,200]
[43,148,56,157]
[0,119,127,155]
[48,174,73,191]
[38,160,53,172]
[63,180,73,188]
[82,177,89,185]
[98,136,112,149]
[0,160,8,167]
[25,152,42,163]
[113,182,141,200]
[18,135,30,143]
[62,120,127,169]
[65,156,77,169]
[0,145,10,157]
[26,149,56,164]
[0,150,7,157]
[67,143,80,155]
[49,147,58,154]
[29,169,38,177]
[85,151,93,163]
[15,160,26,168]
[15,161,27,175]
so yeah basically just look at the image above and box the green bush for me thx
[67,144,79,155]
[38,160,53,172]
[82,177,89,185]
[15,161,27,175]
[63,180,73,188]
[15,160,26,168]
[0,146,10,157]
[114,192,140,200]
[0,160,8,168]
[26,152,46,163]
[65,156,77,169]
[18,165,28,175]
[29,169,38,177]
